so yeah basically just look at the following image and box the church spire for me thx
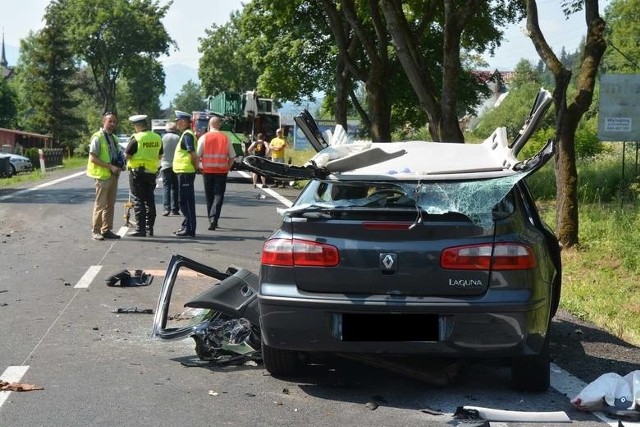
[0,30,8,68]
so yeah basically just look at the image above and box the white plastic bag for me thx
[571,371,640,411]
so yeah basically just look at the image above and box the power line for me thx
[608,41,640,71]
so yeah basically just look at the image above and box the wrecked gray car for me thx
[153,89,561,392]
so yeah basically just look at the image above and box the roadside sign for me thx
[598,74,640,141]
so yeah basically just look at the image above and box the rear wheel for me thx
[262,342,304,376]
[511,338,550,392]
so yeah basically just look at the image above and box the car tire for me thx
[9,164,16,176]
[510,337,550,392]
[262,342,304,376]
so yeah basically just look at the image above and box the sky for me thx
[2,0,609,72]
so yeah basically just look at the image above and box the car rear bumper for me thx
[258,287,550,357]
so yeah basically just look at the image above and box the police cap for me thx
[129,114,148,124]
[174,110,192,121]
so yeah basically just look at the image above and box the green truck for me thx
[207,91,281,149]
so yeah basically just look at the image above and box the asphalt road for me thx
[0,168,638,427]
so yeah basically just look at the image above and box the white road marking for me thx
[0,366,30,407]
[263,187,293,208]
[0,171,85,201]
[75,265,102,289]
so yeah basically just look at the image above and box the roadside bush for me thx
[24,147,39,165]
[74,143,89,157]
[526,151,626,203]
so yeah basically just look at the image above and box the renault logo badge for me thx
[380,253,397,273]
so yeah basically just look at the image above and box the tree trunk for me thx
[334,58,349,127]
[555,97,580,248]
[526,0,606,248]
[366,75,392,141]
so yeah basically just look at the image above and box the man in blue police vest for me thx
[124,114,163,237]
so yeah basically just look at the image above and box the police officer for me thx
[124,114,163,237]
[173,110,198,237]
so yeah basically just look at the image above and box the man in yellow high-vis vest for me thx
[172,110,198,237]
[87,112,124,241]
[123,114,162,237]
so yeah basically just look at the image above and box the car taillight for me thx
[261,238,339,267]
[440,243,536,270]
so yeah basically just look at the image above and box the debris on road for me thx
[453,406,570,423]
[571,370,640,421]
[113,307,154,314]
[365,401,379,411]
[0,381,44,392]
[105,269,153,287]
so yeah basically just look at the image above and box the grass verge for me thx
[538,201,640,346]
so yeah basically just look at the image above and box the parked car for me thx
[151,89,561,392]
[117,134,130,151]
[254,89,561,392]
[0,153,34,176]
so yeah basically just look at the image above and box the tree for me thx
[121,55,165,118]
[200,3,337,117]
[0,77,17,128]
[380,0,523,142]
[510,59,541,90]
[526,0,607,247]
[62,0,174,114]
[199,14,259,96]
[13,0,84,149]
[317,0,399,141]
[172,80,206,114]
[602,0,640,73]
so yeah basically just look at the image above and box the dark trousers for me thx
[177,172,196,235]
[161,167,179,212]
[129,170,157,233]
[203,173,228,226]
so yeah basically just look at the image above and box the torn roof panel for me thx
[335,127,519,181]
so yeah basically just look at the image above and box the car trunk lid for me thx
[287,215,493,296]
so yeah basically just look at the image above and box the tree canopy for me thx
[61,0,174,114]
[172,80,207,113]
[602,0,640,72]
[0,78,17,129]
[13,1,84,148]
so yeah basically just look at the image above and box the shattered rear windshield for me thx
[288,173,529,228]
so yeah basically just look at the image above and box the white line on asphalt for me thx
[0,171,85,201]
[75,265,102,289]
[235,169,294,207]
[263,187,294,208]
[0,366,30,408]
